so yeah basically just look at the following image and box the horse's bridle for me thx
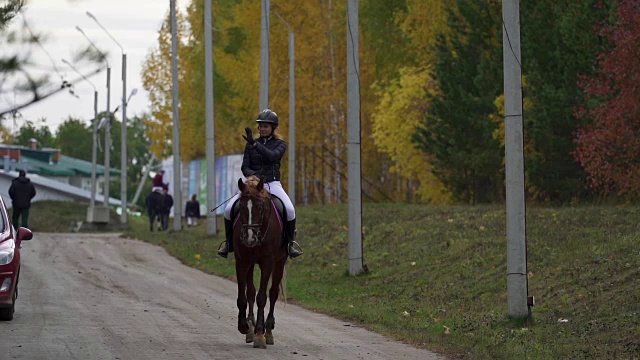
[240,196,273,247]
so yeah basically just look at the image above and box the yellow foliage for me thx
[371,67,449,204]
[141,11,188,160]
[0,125,12,143]
[397,0,453,64]
[489,77,533,152]
[140,0,456,204]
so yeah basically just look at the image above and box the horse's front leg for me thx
[235,260,251,335]
[266,256,287,345]
[245,264,256,343]
[253,261,273,349]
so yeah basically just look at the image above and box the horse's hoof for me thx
[246,331,255,343]
[246,321,255,343]
[265,333,274,345]
[253,334,267,349]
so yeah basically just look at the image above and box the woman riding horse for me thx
[233,175,289,348]
[218,109,303,259]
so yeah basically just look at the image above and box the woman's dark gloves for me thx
[242,127,255,145]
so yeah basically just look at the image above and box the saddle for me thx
[231,195,286,244]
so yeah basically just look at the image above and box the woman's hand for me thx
[242,127,255,145]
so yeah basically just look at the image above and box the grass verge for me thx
[32,200,640,359]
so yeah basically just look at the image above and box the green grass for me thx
[31,200,640,359]
[24,201,121,232]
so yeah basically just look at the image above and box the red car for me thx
[0,195,33,321]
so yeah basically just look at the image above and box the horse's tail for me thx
[279,266,287,308]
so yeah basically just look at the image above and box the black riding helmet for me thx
[256,109,278,127]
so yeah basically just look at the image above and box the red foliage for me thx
[574,0,640,198]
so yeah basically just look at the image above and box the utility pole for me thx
[62,59,99,214]
[104,67,112,207]
[259,0,270,110]
[288,29,295,204]
[204,0,217,235]
[120,53,128,223]
[170,0,182,231]
[274,11,296,205]
[86,11,129,224]
[76,26,111,222]
[503,0,530,318]
[347,0,363,276]
[131,154,155,208]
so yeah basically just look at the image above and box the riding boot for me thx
[285,219,303,258]
[217,218,234,258]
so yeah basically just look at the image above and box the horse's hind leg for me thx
[266,257,286,345]
[245,264,256,343]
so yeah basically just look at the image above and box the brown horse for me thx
[233,176,288,348]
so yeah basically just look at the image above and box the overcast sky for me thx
[2,0,188,134]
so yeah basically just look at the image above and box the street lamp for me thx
[108,88,137,120]
[62,59,99,213]
[76,25,113,216]
[273,11,296,205]
[87,11,129,224]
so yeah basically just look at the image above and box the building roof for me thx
[0,144,120,177]
[20,155,119,177]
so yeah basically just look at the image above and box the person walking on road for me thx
[8,170,36,229]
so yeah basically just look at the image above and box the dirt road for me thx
[0,233,445,360]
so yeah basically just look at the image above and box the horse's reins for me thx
[208,184,277,245]
[249,196,274,245]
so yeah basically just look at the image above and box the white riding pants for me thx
[224,181,295,221]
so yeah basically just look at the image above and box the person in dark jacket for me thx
[8,170,37,229]
[158,185,174,231]
[145,188,163,232]
[218,109,303,259]
[185,194,201,227]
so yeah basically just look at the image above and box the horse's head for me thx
[236,176,271,248]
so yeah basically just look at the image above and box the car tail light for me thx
[0,277,11,292]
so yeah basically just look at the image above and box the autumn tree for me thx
[414,0,504,204]
[519,0,614,202]
[574,0,640,199]
[141,11,187,159]
[366,0,452,203]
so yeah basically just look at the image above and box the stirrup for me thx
[217,241,229,258]
[288,241,303,258]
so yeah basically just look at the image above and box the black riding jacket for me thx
[241,136,287,182]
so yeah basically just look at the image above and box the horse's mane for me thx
[243,176,271,203]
